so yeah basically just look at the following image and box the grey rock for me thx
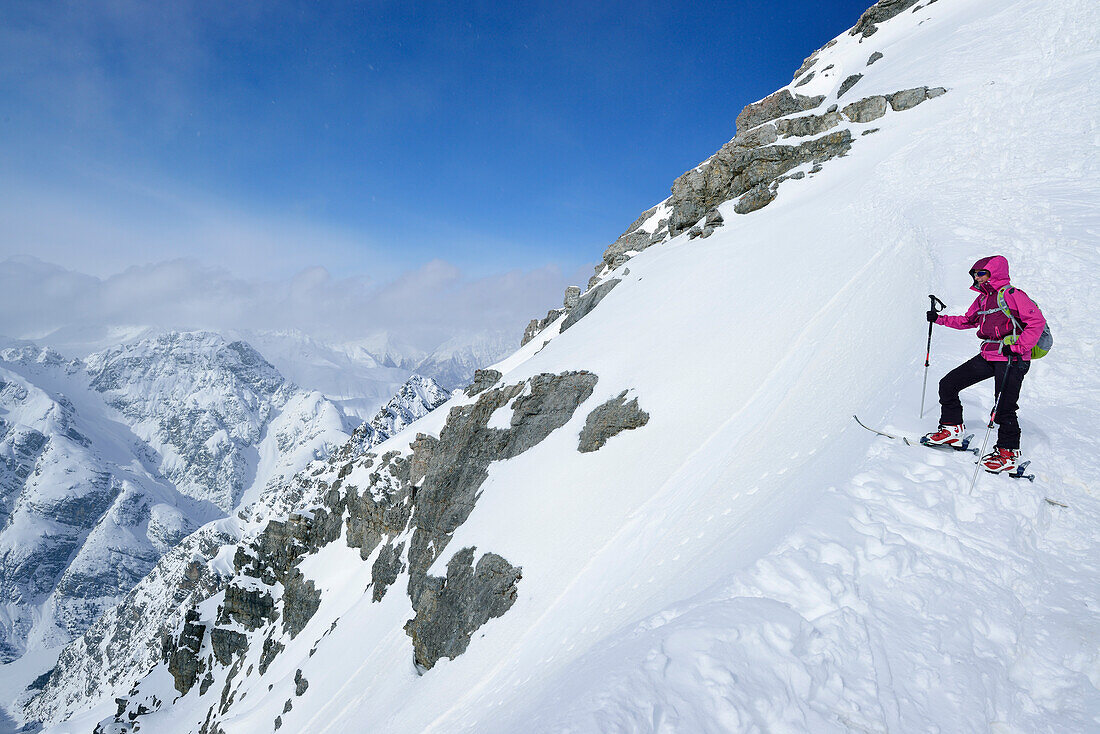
[889,86,929,111]
[209,628,248,666]
[734,184,778,214]
[601,229,655,270]
[371,541,405,602]
[705,209,724,226]
[563,286,582,309]
[218,585,275,631]
[790,38,836,81]
[793,71,815,88]
[735,90,825,134]
[577,391,650,453]
[775,111,841,138]
[827,104,838,113]
[927,86,947,98]
[521,309,564,347]
[620,205,657,237]
[687,225,703,239]
[841,95,888,123]
[733,123,778,149]
[464,369,502,397]
[560,279,622,334]
[837,74,863,99]
[164,608,205,695]
[850,0,920,38]
[668,129,852,233]
[405,371,597,611]
[281,570,319,639]
[258,636,284,675]
[294,669,308,696]
[867,51,884,65]
[862,128,881,136]
[404,548,521,670]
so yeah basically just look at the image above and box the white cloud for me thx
[0,256,588,355]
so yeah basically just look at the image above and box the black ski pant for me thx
[939,354,1030,450]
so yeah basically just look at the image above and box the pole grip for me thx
[929,294,946,313]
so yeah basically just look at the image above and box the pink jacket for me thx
[936,255,1046,362]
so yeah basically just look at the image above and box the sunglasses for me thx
[969,269,990,278]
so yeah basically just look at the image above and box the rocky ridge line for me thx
[521,0,948,348]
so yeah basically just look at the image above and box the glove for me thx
[1000,342,1017,357]
[926,310,939,323]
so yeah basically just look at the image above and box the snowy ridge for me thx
[25,0,1100,731]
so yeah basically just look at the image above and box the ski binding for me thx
[919,433,979,455]
[1001,460,1036,482]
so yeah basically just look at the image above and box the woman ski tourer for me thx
[922,255,1047,473]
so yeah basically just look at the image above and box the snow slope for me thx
[40,0,1100,731]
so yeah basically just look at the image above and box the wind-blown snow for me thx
[31,0,1100,731]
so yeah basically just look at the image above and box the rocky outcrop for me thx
[735,184,778,214]
[669,129,852,230]
[404,548,521,670]
[218,585,275,631]
[889,85,947,111]
[790,39,836,83]
[837,74,863,99]
[867,51,884,65]
[111,369,602,731]
[841,95,889,123]
[577,392,650,453]
[464,369,502,397]
[164,609,206,696]
[735,90,825,134]
[850,0,921,38]
[405,371,598,618]
[371,541,405,602]
[25,523,235,725]
[775,111,841,139]
[560,279,622,334]
[521,309,564,347]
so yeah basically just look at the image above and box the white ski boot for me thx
[921,424,966,448]
[981,447,1022,474]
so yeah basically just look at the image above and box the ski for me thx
[852,415,978,454]
[854,416,1039,483]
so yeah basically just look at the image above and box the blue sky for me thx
[0,0,873,343]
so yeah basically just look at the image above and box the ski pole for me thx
[920,294,947,418]
[968,356,1016,495]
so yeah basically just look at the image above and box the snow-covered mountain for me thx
[410,330,516,391]
[21,369,452,727]
[0,333,447,680]
[16,0,1100,731]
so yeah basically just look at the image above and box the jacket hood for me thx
[970,255,1011,292]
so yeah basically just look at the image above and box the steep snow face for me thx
[36,0,1100,732]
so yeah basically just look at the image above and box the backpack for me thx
[997,286,1053,359]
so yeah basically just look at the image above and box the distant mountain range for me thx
[0,331,456,674]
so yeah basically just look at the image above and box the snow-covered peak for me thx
[412,329,515,389]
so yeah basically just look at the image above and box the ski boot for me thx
[981,447,1022,474]
[920,424,967,449]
